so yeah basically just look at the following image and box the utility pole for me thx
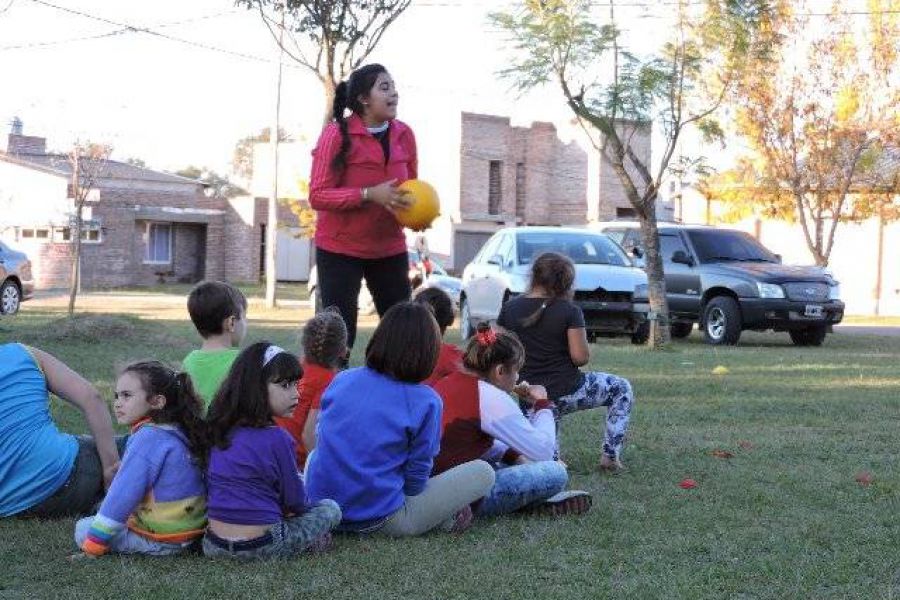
[265,14,285,309]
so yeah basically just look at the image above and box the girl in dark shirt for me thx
[496,252,634,472]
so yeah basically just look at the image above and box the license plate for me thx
[804,304,824,318]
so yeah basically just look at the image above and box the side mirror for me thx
[671,250,694,266]
[486,254,503,267]
[630,247,644,259]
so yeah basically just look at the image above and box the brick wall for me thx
[459,113,588,227]
[597,120,652,220]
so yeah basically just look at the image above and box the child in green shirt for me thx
[182,281,248,408]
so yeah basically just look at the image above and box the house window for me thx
[488,160,502,215]
[145,223,172,264]
[616,207,637,219]
[50,224,102,243]
[515,162,526,220]
[18,227,51,242]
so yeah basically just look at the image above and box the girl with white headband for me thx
[202,342,341,559]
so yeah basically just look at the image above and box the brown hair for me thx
[366,302,441,383]
[302,308,348,369]
[207,342,303,450]
[413,287,454,335]
[120,361,209,467]
[462,322,525,375]
[187,280,248,338]
[521,252,576,328]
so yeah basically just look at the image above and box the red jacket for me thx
[424,342,464,387]
[309,113,417,259]
[274,361,335,469]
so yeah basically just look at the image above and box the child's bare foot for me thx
[599,455,624,473]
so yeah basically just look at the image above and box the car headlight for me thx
[829,282,841,300]
[756,282,785,298]
[633,283,648,299]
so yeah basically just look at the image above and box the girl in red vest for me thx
[275,308,348,471]
[433,323,591,517]
[309,63,416,352]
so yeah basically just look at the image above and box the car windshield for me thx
[516,232,628,266]
[687,230,779,264]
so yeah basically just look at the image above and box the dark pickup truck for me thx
[599,223,845,346]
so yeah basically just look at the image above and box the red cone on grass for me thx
[679,478,698,489]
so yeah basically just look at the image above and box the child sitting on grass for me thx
[182,281,248,409]
[433,322,591,518]
[305,302,495,536]
[275,308,348,470]
[203,342,341,559]
[74,362,208,557]
[497,252,634,472]
[414,287,464,386]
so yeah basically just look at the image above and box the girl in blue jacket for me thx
[305,302,495,536]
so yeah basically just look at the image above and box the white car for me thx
[459,226,650,343]
[308,251,461,315]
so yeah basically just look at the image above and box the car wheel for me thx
[671,322,694,339]
[630,321,650,345]
[0,279,21,315]
[702,296,742,345]
[789,325,827,347]
[459,297,474,339]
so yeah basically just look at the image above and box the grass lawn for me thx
[1,299,899,599]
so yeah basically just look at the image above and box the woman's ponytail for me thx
[331,80,352,172]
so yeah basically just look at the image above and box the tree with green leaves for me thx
[236,0,412,126]
[174,166,246,198]
[491,0,778,347]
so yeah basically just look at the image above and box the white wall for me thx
[0,161,70,235]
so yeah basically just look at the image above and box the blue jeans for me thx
[476,461,568,518]
[202,500,342,559]
[74,517,192,556]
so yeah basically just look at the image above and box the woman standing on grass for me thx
[308,63,417,353]
[0,343,121,518]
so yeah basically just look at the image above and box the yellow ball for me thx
[712,365,730,375]
[395,179,440,231]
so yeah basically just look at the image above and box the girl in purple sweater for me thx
[203,342,341,559]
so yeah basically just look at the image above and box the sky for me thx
[0,0,858,178]
[0,0,583,174]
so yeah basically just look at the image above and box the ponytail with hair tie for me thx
[475,327,497,346]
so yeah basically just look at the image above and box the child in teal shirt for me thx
[182,281,247,408]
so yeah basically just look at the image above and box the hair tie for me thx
[476,328,497,347]
[263,345,286,367]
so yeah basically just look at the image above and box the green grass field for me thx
[1,299,899,600]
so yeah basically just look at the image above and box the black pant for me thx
[315,247,411,349]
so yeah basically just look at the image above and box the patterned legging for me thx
[555,371,634,459]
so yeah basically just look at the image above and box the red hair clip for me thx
[475,328,497,346]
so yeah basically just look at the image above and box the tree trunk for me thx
[68,205,82,317]
[636,206,671,348]
[322,77,337,129]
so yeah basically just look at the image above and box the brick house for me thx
[444,112,657,270]
[0,128,289,289]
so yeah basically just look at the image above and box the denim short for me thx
[20,435,127,519]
